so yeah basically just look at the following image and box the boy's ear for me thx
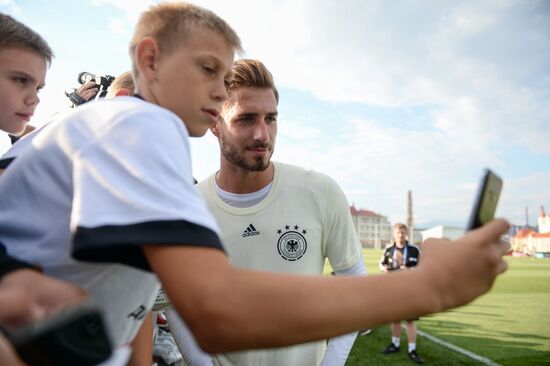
[115,88,132,97]
[136,37,160,81]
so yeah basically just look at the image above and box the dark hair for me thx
[0,13,53,64]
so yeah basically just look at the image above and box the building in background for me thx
[511,229,550,257]
[511,206,550,257]
[538,206,550,233]
[350,205,392,249]
[420,225,465,242]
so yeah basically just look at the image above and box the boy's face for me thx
[152,31,234,137]
[0,47,46,135]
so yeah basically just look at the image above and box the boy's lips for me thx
[202,108,220,124]
[16,113,32,122]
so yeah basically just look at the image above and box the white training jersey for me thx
[197,162,362,366]
[0,96,223,345]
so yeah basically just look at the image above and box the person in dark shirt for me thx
[379,223,423,364]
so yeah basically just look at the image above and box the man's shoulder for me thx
[383,243,395,251]
[196,174,216,195]
[275,161,336,188]
[406,242,421,254]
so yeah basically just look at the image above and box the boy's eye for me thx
[266,116,277,123]
[202,65,215,75]
[14,77,28,85]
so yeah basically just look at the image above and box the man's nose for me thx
[253,120,270,142]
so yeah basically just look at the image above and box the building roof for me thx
[513,228,549,239]
[350,205,381,217]
[514,228,536,238]
[532,232,550,238]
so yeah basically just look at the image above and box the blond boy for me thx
[0,2,510,359]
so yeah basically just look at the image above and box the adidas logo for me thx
[242,224,260,237]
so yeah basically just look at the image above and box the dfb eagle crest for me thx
[276,224,307,261]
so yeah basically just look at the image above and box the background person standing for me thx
[380,223,423,364]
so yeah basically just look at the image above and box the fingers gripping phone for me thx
[5,303,113,366]
[466,169,503,230]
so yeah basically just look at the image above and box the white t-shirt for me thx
[0,96,223,345]
[197,162,362,366]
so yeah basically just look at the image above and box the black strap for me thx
[0,157,15,169]
[0,243,36,279]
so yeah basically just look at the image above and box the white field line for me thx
[415,328,503,366]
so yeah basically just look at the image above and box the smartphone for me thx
[5,303,112,366]
[466,169,503,230]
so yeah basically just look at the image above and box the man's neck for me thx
[216,160,274,194]
[395,241,407,249]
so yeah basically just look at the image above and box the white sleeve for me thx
[320,259,367,366]
[166,307,213,366]
[71,112,223,268]
[323,176,362,270]
[334,256,368,276]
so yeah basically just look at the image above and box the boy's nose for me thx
[212,80,228,102]
[26,92,40,107]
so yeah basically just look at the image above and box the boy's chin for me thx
[187,124,210,138]
[3,121,27,136]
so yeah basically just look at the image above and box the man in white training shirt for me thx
[169,59,368,366]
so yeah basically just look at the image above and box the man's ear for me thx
[135,37,160,82]
[115,88,132,97]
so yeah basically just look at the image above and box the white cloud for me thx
[1,0,547,227]
[0,0,21,12]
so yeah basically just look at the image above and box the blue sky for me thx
[1,0,549,227]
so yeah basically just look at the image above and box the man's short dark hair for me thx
[226,59,279,104]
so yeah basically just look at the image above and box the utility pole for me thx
[407,190,414,242]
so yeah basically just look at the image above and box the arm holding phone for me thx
[0,270,88,366]
[0,269,86,329]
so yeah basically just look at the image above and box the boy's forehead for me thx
[178,31,235,67]
[0,47,47,83]
[0,47,47,67]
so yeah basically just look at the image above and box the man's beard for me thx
[220,138,274,172]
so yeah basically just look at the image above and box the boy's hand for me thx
[419,219,510,311]
[0,269,87,329]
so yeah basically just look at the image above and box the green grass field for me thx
[324,249,550,365]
